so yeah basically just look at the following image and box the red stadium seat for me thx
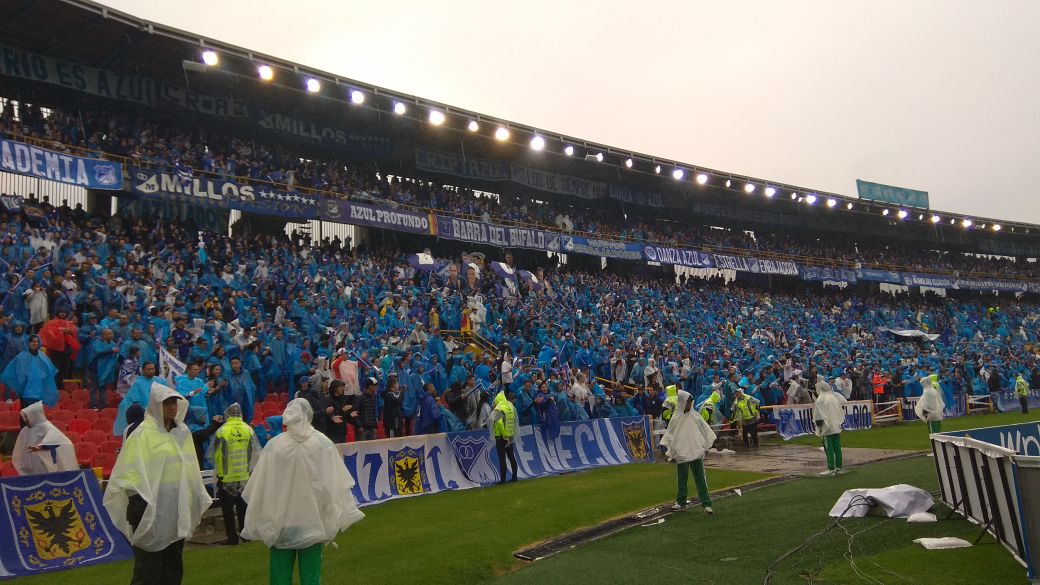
[93,418,115,432]
[0,461,17,477]
[61,400,84,412]
[66,419,93,434]
[105,391,121,407]
[99,440,122,455]
[89,453,116,479]
[65,431,82,444]
[62,380,82,392]
[70,389,90,403]
[0,402,10,413]
[49,410,75,425]
[75,443,98,467]
[58,390,72,403]
[0,411,21,433]
[82,430,108,445]
[75,410,99,422]
[99,408,119,420]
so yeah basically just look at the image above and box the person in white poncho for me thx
[104,382,211,585]
[242,398,364,585]
[12,402,77,475]
[814,379,846,476]
[915,374,945,434]
[660,390,717,514]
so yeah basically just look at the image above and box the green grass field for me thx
[787,410,1040,451]
[22,410,1040,584]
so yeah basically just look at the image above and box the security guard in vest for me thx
[732,387,761,448]
[491,389,519,484]
[211,402,260,545]
[700,390,720,424]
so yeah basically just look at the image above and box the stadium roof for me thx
[2,0,1039,257]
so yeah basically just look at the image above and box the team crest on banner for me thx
[622,420,650,462]
[447,431,498,484]
[0,471,132,580]
[388,446,431,496]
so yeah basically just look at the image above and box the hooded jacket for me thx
[103,382,211,552]
[241,398,364,549]
[813,380,846,437]
[914,374,945,422]
[13,402,77,475]
[660,390,716,464]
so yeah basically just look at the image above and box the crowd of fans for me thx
[1,193,1039,452]
[2,99,1038,279]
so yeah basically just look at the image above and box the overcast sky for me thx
[97,0,1040,223]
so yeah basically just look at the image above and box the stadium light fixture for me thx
[429,110,446,125]
[846,202,853,210]
[350,90,365,104]
[744,183,755,194]
[764,187,776,197]
[725,179,732,188]
[930,215,940,223]
[306,78,321,93]
[595,152,604,162]
[393,102,407,115]
[258,65,274,81]
[826,198,837,208]
[882,209,890,216]
[654,165,661,174]
[962,218,973,228]
[202,50,219,66]
[696,173,709,185]
[918,214,925,221]
[530,135,546,151]
[978,223,987,229]
[790,192,797,200]
[564,145,575,156]
[805,194,817,205]
[993,224,1002,231]
[495,127,510,141]
[467,120,479,131]
[897,209,908,219]
[624,158,634,168]
[949,218,956,225]
[672,169,684,180]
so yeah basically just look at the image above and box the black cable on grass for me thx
[763,495,874,585]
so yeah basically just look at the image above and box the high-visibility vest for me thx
[493,400,517,439]
[734,397,759,422]
[214,417,253,483]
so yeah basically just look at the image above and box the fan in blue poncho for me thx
[1,335,58,407]
[112,363,160,436]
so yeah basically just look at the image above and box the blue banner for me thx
[561,235,644,260]
[991,391,1040,414]
[608,184,664,208]
[800,266,858,283]
[339,417,652,506]
[855,268,904,284]
[902,273,958,289]
[434,215,560,252]
[769,401,874,440]
[642,245,714,268]
[321,200,431,234]
[955,278,1029,293]
[0,195,21,212]
[414,147,510,181]
[129,167,318,219]
[0,470,133,580]
[1,138,122,190]
[856,179,929,208]
[941,421,1040,456]
[712,254,800,276]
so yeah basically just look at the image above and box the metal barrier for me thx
[968,395,994,414]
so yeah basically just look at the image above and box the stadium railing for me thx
[5,130,1036,284]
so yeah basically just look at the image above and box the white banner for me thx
[158,346,186,385]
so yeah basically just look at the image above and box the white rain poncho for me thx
[660,390,717,464]
[914,375,945,422]
[103,382,212,552]
[241,399,364,549]
[12,402,77,475]
[814,380,846,437]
